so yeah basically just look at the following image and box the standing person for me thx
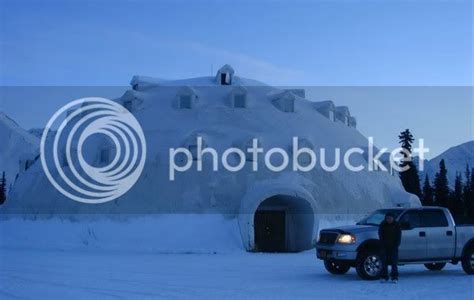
[378,213,402,283]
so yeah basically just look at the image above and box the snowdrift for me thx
[0,214,243,254]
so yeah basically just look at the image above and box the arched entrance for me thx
[253,195,315,252]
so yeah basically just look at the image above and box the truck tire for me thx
[324,260,351,275]
[461,245,474,275]
[424,263,446,271]
[356,251,383,280]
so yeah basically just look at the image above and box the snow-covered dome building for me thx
[2,65,419,252]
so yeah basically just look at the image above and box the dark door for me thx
[254,210,286,252]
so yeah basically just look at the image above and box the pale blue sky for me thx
[0,0,472,157]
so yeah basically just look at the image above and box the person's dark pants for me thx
[381,247,399,280]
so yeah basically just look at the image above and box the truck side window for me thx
[419,210,449,227]
[399,211,420,229]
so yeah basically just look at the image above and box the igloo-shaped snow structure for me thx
[3,65,419,252]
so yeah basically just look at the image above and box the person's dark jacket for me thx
[378,221,402,249]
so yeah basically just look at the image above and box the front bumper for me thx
[316,244,358,261]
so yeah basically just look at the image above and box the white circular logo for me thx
[40,97,147,204]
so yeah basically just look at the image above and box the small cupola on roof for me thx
[130,75,161,91]
[348,116,357,128]
[284,89,305,98]
[271,90,296,113]
[335,106,351,126]
[174,86,198,109]
[216,64,235,85]
[313,100,336,122]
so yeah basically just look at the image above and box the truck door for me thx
[398,211,427,261]
[420,210,455,259]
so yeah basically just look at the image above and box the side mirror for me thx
[400,221,412,230]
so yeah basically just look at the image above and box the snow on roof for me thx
[312,100,336,110]
[131,75,268,88]
[129,64,267,89]
[284,89,305,98]
[216,64,235,75]
[335,106,350,116]
[130,75,168,91]
[177,86,197,95]
[269,89,296,101]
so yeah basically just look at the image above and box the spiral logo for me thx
[40,97,147,204]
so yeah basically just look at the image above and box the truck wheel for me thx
[324,260,351,275]
[424,263,446,271]
[356,251,383,280]
[461,245,474,275]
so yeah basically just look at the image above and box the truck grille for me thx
[318,231,339,245]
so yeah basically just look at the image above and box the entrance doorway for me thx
[253,195,314,252]
[254,210,286,252]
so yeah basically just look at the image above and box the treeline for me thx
[398,129,474,224]
[421,162,474,224]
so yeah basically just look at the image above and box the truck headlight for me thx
[337,234,356,244]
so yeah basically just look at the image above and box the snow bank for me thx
[0,215,244,254]
[1,214,364,254]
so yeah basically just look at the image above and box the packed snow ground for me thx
[1,216,471,298]
[0,249,472,299]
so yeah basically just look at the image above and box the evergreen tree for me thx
[0,172,6,205]
[433,159,450,208]
[398,129,422,198]
[450,172,464,222]
[467,167,474,223]
[462,166,472,223]
[421,175,434,206]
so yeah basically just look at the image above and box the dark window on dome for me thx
[180,95,192,109]
[234,94,246,108]
[283,98,294,113]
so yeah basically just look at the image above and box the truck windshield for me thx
[357,209,403,226]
